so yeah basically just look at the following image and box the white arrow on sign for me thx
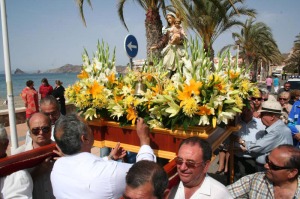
[127,42,137,51]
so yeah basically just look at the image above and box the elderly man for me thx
[278,81,291,96]
[238,96,293,170]
[13,112,55,199]
[51,114,156,198]
[0,124,33,198]
[227,144,300,198]
[233,106,265,180]
[25,95,63,144]
[123,160,169,199]
[168,137,232,199]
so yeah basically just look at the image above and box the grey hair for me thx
[40,95,60,111]
[54,114,89,155]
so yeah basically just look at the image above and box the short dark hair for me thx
[26,80,34,87]
[125,160,168,199]
[277,144,300,173]
[179,137,212,161]
[54,114,89,155]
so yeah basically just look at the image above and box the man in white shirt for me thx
[168,137,232,199]
[0,124,33,198]
[13,112,55,199]
[51,114,156,199]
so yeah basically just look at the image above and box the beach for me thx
[0,96,25,111]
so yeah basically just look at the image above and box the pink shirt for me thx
[266,77,273,86]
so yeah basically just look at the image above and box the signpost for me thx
[124,35,138,69]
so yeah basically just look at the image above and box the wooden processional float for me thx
[0,119,240,185]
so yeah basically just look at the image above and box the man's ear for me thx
[288,168,298,179]
[203,160,211,173]
[80,134,88,143]
[163,189,170,199]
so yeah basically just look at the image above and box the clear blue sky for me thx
[0,0,299,72]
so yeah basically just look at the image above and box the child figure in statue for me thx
[169,18,187,45]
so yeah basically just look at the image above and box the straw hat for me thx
[258,95,282,114]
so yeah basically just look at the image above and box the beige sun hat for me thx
[258,95,282,114]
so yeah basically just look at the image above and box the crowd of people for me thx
[1,83,300,198]
[21,78,66,119]
[1,11,300,198]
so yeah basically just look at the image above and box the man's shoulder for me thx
[12,144,27,155]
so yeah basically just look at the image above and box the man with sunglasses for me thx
[25,95,64,145]
[227,144,300,198]
[238,97,293,171]
[168,137,232,199]
[13,112,55,199]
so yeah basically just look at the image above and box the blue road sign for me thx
[124,34,138,58]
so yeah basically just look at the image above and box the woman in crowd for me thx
[21,80,39,119]
[289,89,300,105]
[52,80,66,115]
[39,78,53,99]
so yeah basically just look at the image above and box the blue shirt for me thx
[273,77,279,86]
[288,100,300,146]
[234,118,266,158]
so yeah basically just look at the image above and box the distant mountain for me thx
[45,64,82,73]
[14,68,26,74]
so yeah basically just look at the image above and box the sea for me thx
[0,73,79,99]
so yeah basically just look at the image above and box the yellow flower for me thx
[151,85,160,96]
[89,81,104,98]
[229,70,240,79]
[181,98,198,117]
[197,105,213,116]
[126,107,137,125]
[107,73,116,84]
[178,79,202,100]
[215,81,227,94]
[77,70,89,79]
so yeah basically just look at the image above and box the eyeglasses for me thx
[174,157,203,168]
[251,97,262,101]
[30,126,51,135]
[278,98,288,101]
[265,155,293,171]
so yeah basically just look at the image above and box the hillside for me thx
[14,68,26,74]
[45,64,82,73]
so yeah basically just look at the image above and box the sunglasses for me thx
[174,157,203,168]
[265,155,293,171]
[278,98,288,101]
[30,126,51,135]
[251,97,268,101]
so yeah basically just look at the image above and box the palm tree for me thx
[170,0,256,61]
[285,33,300,74]
[232,18,282,82]
[117,0,168,59]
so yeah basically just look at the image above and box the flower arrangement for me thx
[65,38,259,130]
